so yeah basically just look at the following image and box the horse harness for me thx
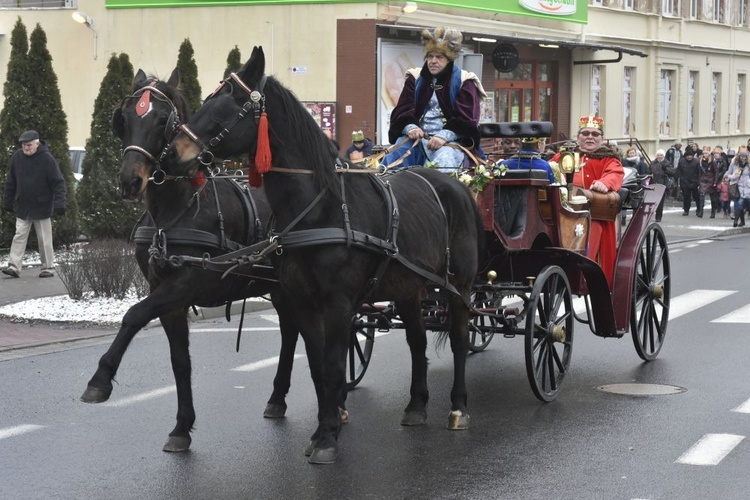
[174,71,464,300]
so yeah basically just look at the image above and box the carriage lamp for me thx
[72,11,97,60]
[486,270,497,285]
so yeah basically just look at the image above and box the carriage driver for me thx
[568,115,624,287]
[381,27,487,172]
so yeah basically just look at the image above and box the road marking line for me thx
[0,424,44,440]
[676,433,744,465]
[103,386,176,407]
[260,314,279,324]
[732,397,750,413]
[669,290,736,320]
[232,354,305,372]
[191,327,278,333]
[712,303,750,323]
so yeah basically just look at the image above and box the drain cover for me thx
[597,383,686,396]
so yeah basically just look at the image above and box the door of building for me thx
[495,62,555,123]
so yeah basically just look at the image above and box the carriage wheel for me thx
[630,223,671,361]
[468,291,498,353]
[524,265,574,402]
[347,314,375,390]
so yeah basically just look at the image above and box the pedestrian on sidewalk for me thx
[676,146,701,217]
[649,149,672,222]
[719,173,732,219]
[698,147,720,218]
[731,151,750,227]
[2,130,66,278]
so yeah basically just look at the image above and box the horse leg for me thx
[304,302,351,465]
[81,292,175,403]
[264,292,299,418]
[161,309,195,452]
[397,297,430,426]
[445,293,471,430]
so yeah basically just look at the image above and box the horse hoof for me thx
[163,435,192,452]
[263,403,287,418]
[339,408,349,424]
[80,385,112,404]
[304,440,315,457]
[446,410,470,430]
[400,410,427,426]
[308,446,338,465]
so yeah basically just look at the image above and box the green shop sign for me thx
[105,0,587,24]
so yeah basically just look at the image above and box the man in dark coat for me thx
[381,27,486,172]
[675,146,701,216]
[2,130,66,278]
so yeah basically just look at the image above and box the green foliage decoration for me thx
[177,38,202,114]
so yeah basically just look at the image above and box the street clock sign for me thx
[492,44,520,73]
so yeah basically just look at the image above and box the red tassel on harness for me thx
[192,169,206,187]
[255,111,272,174]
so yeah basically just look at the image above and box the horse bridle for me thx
[119,80,183,184]
[177,72,267,167]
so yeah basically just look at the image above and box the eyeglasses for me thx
[579,131,602,138]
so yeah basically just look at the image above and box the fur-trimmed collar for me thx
[580,146,621,159]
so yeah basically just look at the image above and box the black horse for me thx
[168,47,483,464]
[80,68,302,452]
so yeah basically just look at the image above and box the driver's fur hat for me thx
[421,27,463,61]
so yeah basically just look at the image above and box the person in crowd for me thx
[698,147,720,218]
[675,146,701,216]
[623,146,648,175]
[726,147,737,165]
[2,130,66,278]
[727,149,746,222]
[345,130,374,161]
[566,115,623,286]
[501,138,520,157]
[382,27,486,172]
[665,142,683,199]
[719,173,732,219]
[500,136,557,184]
[731,151,750,227]
[649,149,673,222]
[712,146,729,183]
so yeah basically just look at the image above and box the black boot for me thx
[710,209,716,219]
[696,209,703,218]
[740,215,746,227]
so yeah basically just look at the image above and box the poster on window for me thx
[303,101,336,139]
[480,91,495,123]
[377,40,424,145]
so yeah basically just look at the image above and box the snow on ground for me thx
[0,249,140,325]
[0,290,139,325]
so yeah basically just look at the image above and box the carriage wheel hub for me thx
[551,325,566,343]
[652,283,664,299]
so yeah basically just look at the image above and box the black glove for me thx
[54,207,65,216]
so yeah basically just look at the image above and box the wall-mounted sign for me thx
[492,44,520,73]
[519,0,577,16]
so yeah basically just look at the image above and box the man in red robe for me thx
[574,115,624,286]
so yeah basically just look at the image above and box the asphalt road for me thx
[2,232,750,499]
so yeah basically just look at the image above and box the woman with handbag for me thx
[727,151,745,223]
[730,151,750,227]
[698,148,720,218]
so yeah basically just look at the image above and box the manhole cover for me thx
[597,383,686,396]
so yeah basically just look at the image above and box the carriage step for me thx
[503,334,516,338]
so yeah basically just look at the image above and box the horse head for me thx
[169,46,339,194]
[114,67,188,200]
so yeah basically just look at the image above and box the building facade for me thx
[1,1,749,156]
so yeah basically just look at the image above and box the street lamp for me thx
[72,11,97,60]
[402,2,418,13]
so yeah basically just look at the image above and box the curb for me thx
[189,297,275,321]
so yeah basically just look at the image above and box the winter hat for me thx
[421,27,463,61]
[683,146,695,157]
[655,149,665,157]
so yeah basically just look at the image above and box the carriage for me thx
[86,48,669,463]
[347,121,670,402]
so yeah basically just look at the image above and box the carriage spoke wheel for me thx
[347,314,375,390]
[524,265,574,402]
[468,291,498,353]
[630,223,671,361]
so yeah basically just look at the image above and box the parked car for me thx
[69,146,85,182]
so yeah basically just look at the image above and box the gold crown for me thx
[578,115,604,130]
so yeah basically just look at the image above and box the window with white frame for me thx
[688,71,698,135]
[690,0,698,18]
[592,0,603,6]
[625,0,634,9]
[711,72,721,133]
[659,70,674,137]
[713,0,723,22]
[591,65,603,116]
[741,0,747,26]
[663,0,675,15]
[623,67,634,137]
[737,74,745,132]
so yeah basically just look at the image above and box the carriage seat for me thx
[496,169,550,237]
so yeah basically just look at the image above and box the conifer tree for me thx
[177,38,202,113]
[76,53,140,240]
[27,23,79,245]
[0,18,32,245]
[223,46,242,79]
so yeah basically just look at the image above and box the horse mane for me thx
[264,75,340,195]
